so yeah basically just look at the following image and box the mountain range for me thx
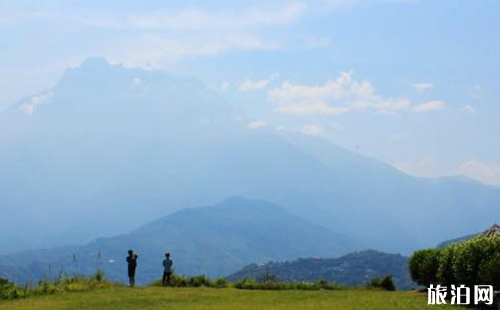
[0,57,499,257]
[0,197,357,284]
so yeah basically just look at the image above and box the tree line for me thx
[409,235,500,289]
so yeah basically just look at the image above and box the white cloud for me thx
[106,32,279,68]
[412,82,433,92]
[19,91,54,115]
[392,156,439,178]
[301,124,324,136]
[3,3,305,69]
[238,74,279,92]
[132,77,141,85]
[392,157,500,186]
[456,160,500,186]
[412,100,446,113]
[268,72,411,115]
[3,3,306,31]
[128,2,306,30]
[239,79,270,92]
[276,101,348,115]
[460,104,476,114]
[247,120,268,129]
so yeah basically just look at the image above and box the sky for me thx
[0,0,499,185]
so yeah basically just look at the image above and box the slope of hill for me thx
[227,250,414,290]
[437,223,500,248]
[0,197,357,284]
[0,57,499,255]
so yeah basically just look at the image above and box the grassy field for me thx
[0,287,464,310]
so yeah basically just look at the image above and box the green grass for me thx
[0,287,465,310]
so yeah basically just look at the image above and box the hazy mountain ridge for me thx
[0,197,357,284]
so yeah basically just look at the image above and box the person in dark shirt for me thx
[126,250,138,287]
[162,252,173,286]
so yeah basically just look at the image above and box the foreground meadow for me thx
[0,287,463,310]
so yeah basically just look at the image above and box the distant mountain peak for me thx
[79,57,111,69]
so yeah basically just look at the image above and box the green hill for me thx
[228,250,414,290]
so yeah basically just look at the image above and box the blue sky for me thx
[1,0,499,185]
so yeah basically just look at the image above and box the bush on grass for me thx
[369,275,396,291]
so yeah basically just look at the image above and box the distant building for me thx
[481,224,500,238]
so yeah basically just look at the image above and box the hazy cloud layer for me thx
[268,72,444,115]
[393,157,500,186]
[412,100,446,113]
[238,74,280,92]
[456,160,500,186]
[247,120,268,129]
[19,91,54,115]
[412,82,433,92]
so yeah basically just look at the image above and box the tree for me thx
[409,249,441,286]
[437,244,458,287]
[453,237,500,287]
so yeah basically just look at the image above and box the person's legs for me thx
[166,272,172,286]
[162,272,167,286]
[128,267,136,287]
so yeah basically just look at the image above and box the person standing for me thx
[162,252,173,286]
[126,250,138,287]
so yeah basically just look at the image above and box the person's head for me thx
[165,252,170,258]
[128,250,133,255]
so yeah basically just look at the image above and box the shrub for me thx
[32,279,58,295]
[233,277,257,290]
[0,278,25,300]
[149,275,338,291]
[313,279,336,290]
[94,269,105,282]
[3,272,116,300]
[187,275,212,287]
[171,274,188,287]
[369,275,396,291]
[214,277,229,288]
[149,274,226,288]
[233,278,337,291]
